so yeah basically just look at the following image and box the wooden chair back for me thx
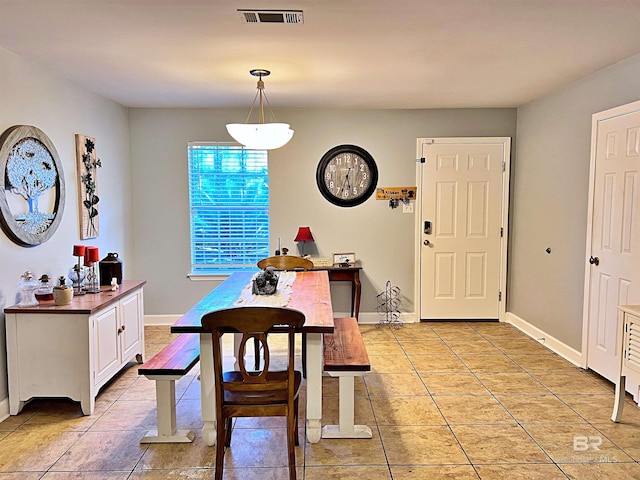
[200,306,305,480]
[257,255,314,271]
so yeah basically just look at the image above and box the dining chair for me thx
[257,255,314,271]
[255,255,314,372]
[201,306,305,480]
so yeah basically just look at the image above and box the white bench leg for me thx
[321,372,372,439]
[140,375,195,443]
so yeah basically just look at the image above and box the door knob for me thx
[589,256,599,266]
[423,239,431,246]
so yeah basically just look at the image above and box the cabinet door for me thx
[120,290,143,362]
[94,305,120,385]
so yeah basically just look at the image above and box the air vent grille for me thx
[238,9,303,24]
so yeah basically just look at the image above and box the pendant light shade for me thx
[226,122,293,150]
[226,69,294,150]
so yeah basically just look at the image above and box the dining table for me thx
[171,270,334,445]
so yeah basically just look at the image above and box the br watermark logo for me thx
[573,435,602,451]
[563,435,617,463]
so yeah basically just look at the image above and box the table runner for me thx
[234,271,296,307]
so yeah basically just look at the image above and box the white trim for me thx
[582,99,640,370]
[350,311,417,325]
[414,137,511,322]
[187,273,230,281]
[0,397,9,423]
[506,312,583,367]
[145,314,182,326]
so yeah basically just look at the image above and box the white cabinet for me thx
[4,280,146,415]
[612,305,640,421]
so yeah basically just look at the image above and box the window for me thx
[188,142,269,274]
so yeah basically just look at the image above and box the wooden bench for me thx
[321,317,372,439]
[138,333,200,443]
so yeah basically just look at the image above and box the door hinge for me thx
[502,162,506,172]
[498,291,502,302]
[500,227,504,237]
[415,157,426,163]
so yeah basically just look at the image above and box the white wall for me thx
[128,107,517,319]
[512,53,640,350]
[0,48,132,414]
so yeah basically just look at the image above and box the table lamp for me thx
[294,226,314,256]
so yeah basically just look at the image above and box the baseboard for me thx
[144,314,182,326]
[506,312,583,367]
[0,397,9,424]
[354,311,417,324]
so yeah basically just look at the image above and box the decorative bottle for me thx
[35,274,54,302]
[17,271,39,307]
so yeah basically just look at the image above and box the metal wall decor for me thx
[0,125,65,246]
[75,134,101,239]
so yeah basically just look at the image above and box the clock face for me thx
[316,145,378,207]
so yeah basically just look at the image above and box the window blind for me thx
[188,143,269,273]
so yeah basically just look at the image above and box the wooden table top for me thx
[4,280,147,315]
[171,270,334,334]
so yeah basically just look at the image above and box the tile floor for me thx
[1,321,640,479]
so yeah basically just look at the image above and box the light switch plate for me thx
[402,202,414,214]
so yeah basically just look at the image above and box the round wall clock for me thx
[316,144,378,207]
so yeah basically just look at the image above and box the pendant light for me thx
[226,69,294,150]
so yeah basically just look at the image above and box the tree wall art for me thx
[0,125,65,246]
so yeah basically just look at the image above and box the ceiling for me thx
[1,0,640,109]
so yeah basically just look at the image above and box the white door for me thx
[417,138,510,320]
[585,101,640,385]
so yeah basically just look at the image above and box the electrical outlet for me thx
[402,202,414,214]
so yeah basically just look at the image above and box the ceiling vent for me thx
[238,9,304,24]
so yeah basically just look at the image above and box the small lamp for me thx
[294,227,314,256]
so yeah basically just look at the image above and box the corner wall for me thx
[511,53,640,350]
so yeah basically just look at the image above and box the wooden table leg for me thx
[353,270,361,319]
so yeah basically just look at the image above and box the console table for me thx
[612,305,640,421]
[4,280,146,415]
[313,266,361,319]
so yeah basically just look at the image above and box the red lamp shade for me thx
[294,227,314,242]
[73,244,86,257]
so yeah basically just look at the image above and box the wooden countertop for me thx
[4,280,146,315]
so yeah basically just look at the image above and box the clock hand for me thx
[345,167,352,190]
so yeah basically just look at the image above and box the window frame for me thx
[187,142,269,277]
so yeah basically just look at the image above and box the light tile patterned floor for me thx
[1,322,640,479]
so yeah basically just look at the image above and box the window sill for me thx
[187,269,259,281]
[187,273,230,282]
